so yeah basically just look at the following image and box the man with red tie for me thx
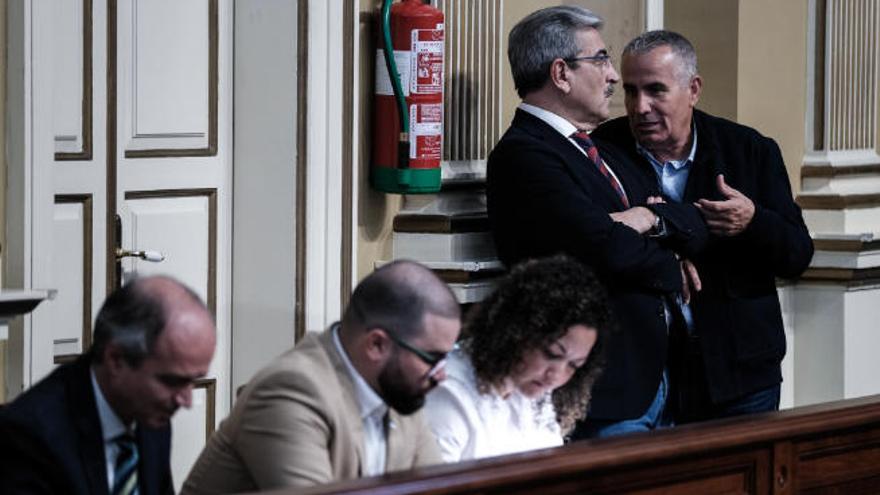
[487,6,707,438]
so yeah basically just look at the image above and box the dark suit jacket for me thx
[593,110,814,404]
[0,356,174,495]
[487,109,707,420]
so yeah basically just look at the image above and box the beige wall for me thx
[356,1,404,282]
[665,0,808,193]
[665,0,739,121]
[736,0,807,193]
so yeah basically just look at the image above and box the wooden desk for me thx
[278,395,880,494]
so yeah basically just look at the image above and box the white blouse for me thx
[424,349,563,462]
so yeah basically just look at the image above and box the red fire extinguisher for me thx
[372,0,444,194]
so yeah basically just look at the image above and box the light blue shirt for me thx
[636,128,698,331]
[90,368,130,492]
[637,128,697,203]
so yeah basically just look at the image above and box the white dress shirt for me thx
[424,349,563,462]
[331,324,388,476]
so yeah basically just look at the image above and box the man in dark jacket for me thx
[592,30,813,422]
[0,276,216,494]
[488,6,707,438]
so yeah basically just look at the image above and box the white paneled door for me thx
[13,0,232,489]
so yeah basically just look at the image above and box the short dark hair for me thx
[343,260,460,339]
[462,255,613,434]
[91,276,204,367]
[623,30,698,85]
[508,5,604,98]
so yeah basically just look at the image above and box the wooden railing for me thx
[271,395,880,494]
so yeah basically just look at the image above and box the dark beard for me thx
[377,357,427,415]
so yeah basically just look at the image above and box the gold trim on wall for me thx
[54,195,94,359]
[124,0,219,158]
[194,377,217,438]
[295,0,309,342]
[124,188,218,317]
[56,0,94,161]
[341,0,354,309]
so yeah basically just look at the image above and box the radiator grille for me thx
[438,0,504,163]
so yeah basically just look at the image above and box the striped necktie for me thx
[113,433,139,495]
[571,131,630,208]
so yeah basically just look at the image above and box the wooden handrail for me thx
[265,394,880,494]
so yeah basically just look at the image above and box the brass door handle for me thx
[115,248,165,262]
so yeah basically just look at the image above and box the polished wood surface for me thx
[268,395,880,495]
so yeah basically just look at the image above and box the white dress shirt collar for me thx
[331,323,387,421]
[519,102,579,138]
[331,323,388,476]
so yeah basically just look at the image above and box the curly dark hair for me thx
[461,255,613,434]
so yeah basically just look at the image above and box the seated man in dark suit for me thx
[0,275,217,495]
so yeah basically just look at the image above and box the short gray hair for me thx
[508,6,604,98]
[623,30,698,85]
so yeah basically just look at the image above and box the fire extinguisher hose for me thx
[381,0,410,169]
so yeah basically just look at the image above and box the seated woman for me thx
[425,255,612,462]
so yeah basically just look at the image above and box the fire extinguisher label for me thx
[410,29,444,95]
[375,50,411,96]
[410,103,443,160]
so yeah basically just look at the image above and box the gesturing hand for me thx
[695,174,755,236]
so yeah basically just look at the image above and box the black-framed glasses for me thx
[384,330,451,377]
[564,53,612,68]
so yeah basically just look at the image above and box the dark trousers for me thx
[670,333,780,424]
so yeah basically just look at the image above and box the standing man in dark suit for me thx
[0,275,217,495]
[487,6,707,438]
[592,30,813,422]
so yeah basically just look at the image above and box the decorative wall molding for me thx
[797,193,880,210]
[194,377,217,438]
[51,194,94,363]
[801,163,880,178]
[804,0,880,164]
[124,188,218,315]
[122,0,218,158]
[55,0,94,161]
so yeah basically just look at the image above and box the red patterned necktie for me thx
[571,131,630,208]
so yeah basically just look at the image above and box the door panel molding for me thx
[51,194,94,363]
[55,0,94,161]
[124,188,218,315]
[295,0,309,341]
[122,0,218,158]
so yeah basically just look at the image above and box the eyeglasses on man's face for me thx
[564,52,612,68]
[383,329,451,378]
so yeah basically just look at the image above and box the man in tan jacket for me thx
[181,260,461,493]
